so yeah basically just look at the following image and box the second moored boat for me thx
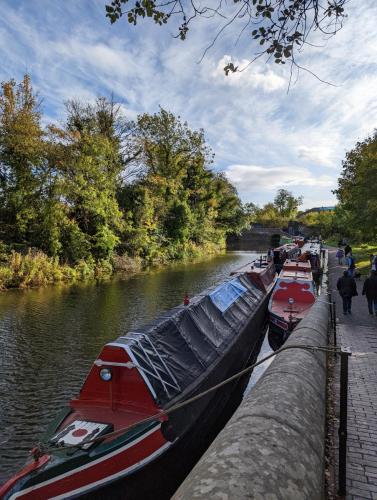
[268,253,318,350]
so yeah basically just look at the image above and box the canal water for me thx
[0,250,272,486]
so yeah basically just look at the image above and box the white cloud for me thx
[225,164,335,192]
[212,55,285,92]
[297,144,338,169]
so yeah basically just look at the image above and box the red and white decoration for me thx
[50,420,110,449]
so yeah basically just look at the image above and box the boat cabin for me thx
[273,243,300,272]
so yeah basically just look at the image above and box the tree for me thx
[273,189,302,218]
[334,132,377,241]
[254,202,281,227]
[117,108,246,259]
[105,0,346,75]
[250,189,303,227]
[299,210,335,238]
[65,97,139,172]
[209,173,249,235]
[0,75,46,245]
[49,98,126,261]
[243,202,259,224]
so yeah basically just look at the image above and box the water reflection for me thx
[0,251,261,482]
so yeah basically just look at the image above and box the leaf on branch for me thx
[224,62,238,75]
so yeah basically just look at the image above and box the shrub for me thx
[95,259,114,278]
[0,267,13,290]
[74,257,96,280]
[111,254,142,272]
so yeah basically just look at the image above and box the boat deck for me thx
[65,403,157,432]
[270,280,316,320]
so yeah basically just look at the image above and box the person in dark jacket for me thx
[344,244,352,257]
[362,270,377,315]
[337,270,358,314]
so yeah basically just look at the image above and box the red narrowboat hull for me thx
[268,257,317,350]
[1,425,168,500]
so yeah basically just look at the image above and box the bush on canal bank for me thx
[0,240,226,291]
[0,249,117,290]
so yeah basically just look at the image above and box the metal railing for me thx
[328,291,350,497]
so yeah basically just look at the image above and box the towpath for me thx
[328,248,377,499]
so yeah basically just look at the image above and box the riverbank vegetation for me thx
[0,75,249,289]
[301,131,377,274]
[246,189,303,227]
[334,131,377,243]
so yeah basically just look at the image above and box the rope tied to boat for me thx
[33,342,342,455]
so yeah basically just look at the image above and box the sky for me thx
[0,0,376,209]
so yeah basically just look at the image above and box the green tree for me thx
[334,132,377,241]
[254,202,281,227]
[0,75,46,245]
[299,210,335,238]
[209,173,249,235]
[243,202,259,224]
[273,189,303,219]
[119,109,211,258]
[50,98,126,261]
[118,108,246,259]
[0,76,250,272]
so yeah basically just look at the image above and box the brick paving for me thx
[328,248,377,499]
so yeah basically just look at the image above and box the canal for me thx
[0,250,271,486]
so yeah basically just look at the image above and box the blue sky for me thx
[1,0,377,209]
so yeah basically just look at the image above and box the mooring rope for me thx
[33,342,340,458]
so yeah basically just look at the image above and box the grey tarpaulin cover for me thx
[113,273,264,406]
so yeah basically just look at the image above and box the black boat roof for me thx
[107,273,264,406]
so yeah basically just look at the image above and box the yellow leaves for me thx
[207,197,218,208]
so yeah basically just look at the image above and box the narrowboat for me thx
[300,240,324,278]
[1,259,276,500]
[293,236,305,248]
[272,242,300,273]
[268,258,316,351]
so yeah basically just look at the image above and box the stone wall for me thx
[173,296,329,500]
[227,227,286,251]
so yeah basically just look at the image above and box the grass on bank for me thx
[0,240,225,291]
[326,238,377,276]
[352,243,377,276]
[0,250,118,290]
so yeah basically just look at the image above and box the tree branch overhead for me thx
[105,0,347,74]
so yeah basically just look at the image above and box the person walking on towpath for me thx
[344,244,352,257]
[336,247,344,265]
[337,270,358,315]
[371,254,377,272]
[347,252,356,277]
[362,270,377,316]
